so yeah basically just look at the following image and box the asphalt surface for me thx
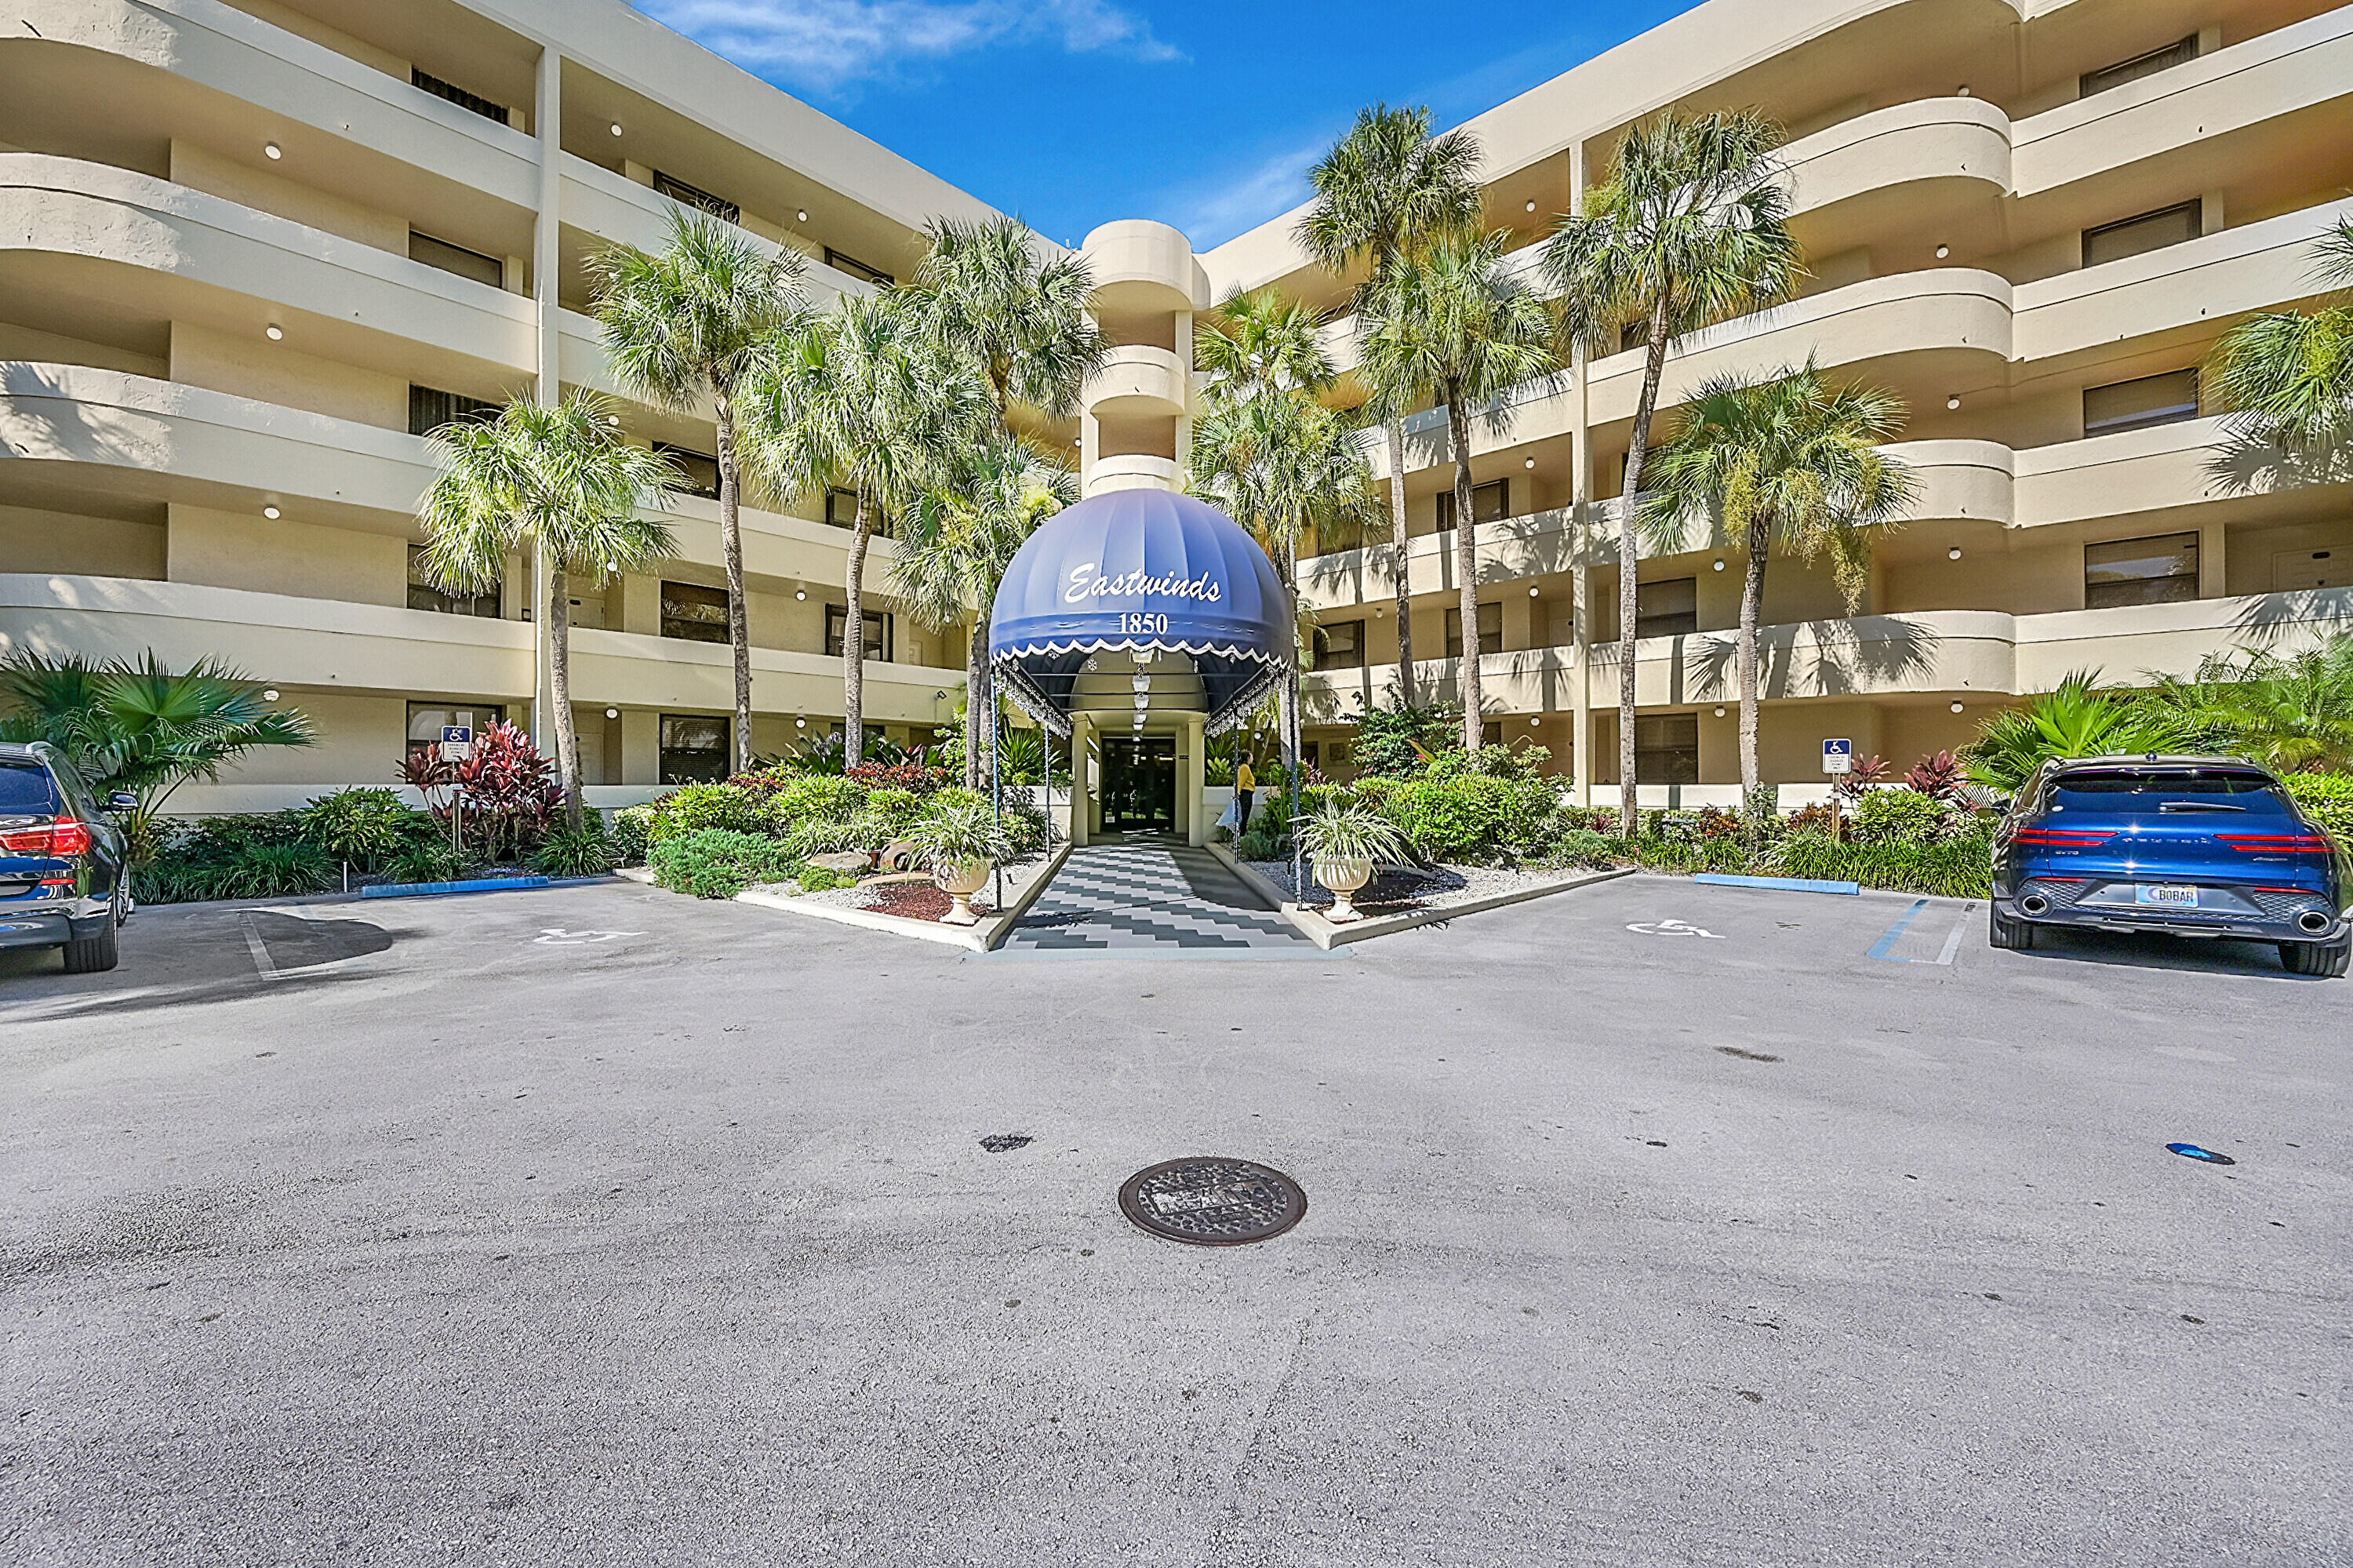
[2,875,2346,1566]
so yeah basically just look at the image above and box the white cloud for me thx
[638,0,1180,93]
[1143,136,1328,252]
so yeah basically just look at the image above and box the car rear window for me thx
[2049,769,2290,813]
[0,762,60,817]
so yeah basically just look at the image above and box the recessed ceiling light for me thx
[609,122,624,136]
[1524,457,1536,468]
[1524,200,1537,213]
[1936,245,1951,259]
[264,141,282,160]
[265,323,284,340]
[1956,85,1971,97]
[798,209,809,223]
[1949,547,1963,560]
[262,689,280,702]
[795,588,807,600]
[1947,395,1961,410]
[1529,715,1540,727]
[795,716,807,728]
[1714,705,1727,718]
[605,707,620,719]
[1528,585,1540,598]
[1711,558,1726,572]
[1951,700,1966,713]
[262,505,280,519]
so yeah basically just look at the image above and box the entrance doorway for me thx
[1099,736,1176,831]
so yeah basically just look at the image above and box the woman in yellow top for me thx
[1234,756,1257,829]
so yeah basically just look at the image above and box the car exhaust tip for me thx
[2297,911,2331,935]
[2019,893,2050,916]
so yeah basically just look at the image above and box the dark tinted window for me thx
[660,580,729,642]
[412,68,509,125]
[409,231,504,288]
[2081,36,2197,98]
[2049,769,2290,813]
[2082,202,2200,269]
[410,384,501,437]
[654,442,721,500]
[654,172,740,227]
[0,761,59,816]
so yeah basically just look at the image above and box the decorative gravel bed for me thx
[1246,859,1575,915]
[780,852,1058,925]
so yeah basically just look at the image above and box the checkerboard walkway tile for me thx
[996,842,1313,954]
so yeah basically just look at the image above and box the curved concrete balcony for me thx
[2016,196,2353,367]
[2013,6,2353,198]
[0,155,536,377]
[558,155,876,308]
[1084,453,1180,497]
[1781,96,2011,216]
[0,575,969,721]
[1082,344,1187,420]
[8,0,538,209]
[1304,646,1582,721]
[0,362,900,580]
[1082,219,1209,311]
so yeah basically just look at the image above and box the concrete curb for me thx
[358,874,616,900]
[1203,841,1633,948]
[1693,872,1862,896]
[729,841,1074,954]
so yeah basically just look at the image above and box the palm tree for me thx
[1195,286,1335,405]
[418,393,680,826]
[1188,387,1375,769]
[893,434,1079,788]
[2206,216,2353,458]
[904,214,1107,773]
[739,293,990,766]
[1541,109,1802,830]
[0,652,315,860]
[1641,362,1916,804]
[1962,672,2180,795]
[2141,634,2353,773]
[595,209,808,772]
[1297,105,1484,706]
[1357,231,1558,751]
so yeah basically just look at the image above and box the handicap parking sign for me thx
[1822,737,1853,775]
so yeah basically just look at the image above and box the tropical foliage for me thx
[2206,216,2353,457]
[1542,108,1802,832]
[0,651,315,861]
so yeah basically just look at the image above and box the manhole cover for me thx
[1118,1158,1306,1246]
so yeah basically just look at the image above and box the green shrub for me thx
[385,840,479,886]
[649,782,774,842]
[299,788,428,869]
[1848,788,1964,846]
[1769,831,1994,898]
[209,840,336,899]
[1373,769,1559,864]
[1540,828,1624,869]
[1002,799,1049,857]
[852,786,929,848]
[611,803,655,866]
[1236,810,1291,860]
[796,865,846,893]
[2284,772,2353,852]
[532,820,615,877]
[762,775,866,827]
[649,828,803,899]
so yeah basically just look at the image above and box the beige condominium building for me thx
[5,0,2353,811]
[1082,0,2353,804]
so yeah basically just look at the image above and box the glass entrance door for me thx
[1099,736,1176,831]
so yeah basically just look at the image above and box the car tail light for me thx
[0,817,91,856]
[2219,832,2333,854]
[2012,828,2112,846]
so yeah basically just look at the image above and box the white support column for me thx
[2198,518,2228,598]
[1183,713,1207,846]
[530,43,562,747]
[1068,713,1092,846]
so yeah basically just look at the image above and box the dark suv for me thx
[1991,755,2350,977]
[0,741,133,973]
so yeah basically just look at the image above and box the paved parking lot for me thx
[3,875,2346,1566]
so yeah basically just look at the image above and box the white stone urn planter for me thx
[933,856,995,925]
[1312,853,1375,923]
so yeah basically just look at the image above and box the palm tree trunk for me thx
[1617,297,1675,835]
[964,622,987,791]
[1386,414,1416,708]
[547,561,584,830]
[714,396,755,774]
[843,489,871,769]
[1277,542,1300,773]
[973,614,998,793]
[1446,386,1482,753]
[1737,511,1770,805]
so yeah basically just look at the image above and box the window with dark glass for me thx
[659,715,731,784]
[826,605,891,661]
[409,231,504,288]
[407,544,500,617]
[654,442,721,500]
[2081,36,2197,98]
[406,702,504,762]
[653,171,740,226]
[411,68,509,125]
[1313,619,1366,671]
[2082,202,2200,269]
[2084,369,2200,436]
[1443,601,1503,660]
[824,486,893,538]
[409,384,500,437]
[660,580,729,642]
[824,248,895,288]
[2085,533,2198,609]
[1435,479,1510,532]
[1635,713,1700,784]
[1635,577,1699,638]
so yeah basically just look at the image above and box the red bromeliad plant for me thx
[844,759,951,794]
[454,721,562,861]
[1904,749,1968,802]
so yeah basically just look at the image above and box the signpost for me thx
[439,726,473,856]
[1823,738,1852,842]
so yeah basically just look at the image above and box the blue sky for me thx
[635,1,1702,252]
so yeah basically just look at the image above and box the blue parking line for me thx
[1867,898,1932,961]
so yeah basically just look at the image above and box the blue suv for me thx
[1991,755,2350,977]
[0,741,133,973]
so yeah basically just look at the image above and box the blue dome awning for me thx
[988,489,1289,737]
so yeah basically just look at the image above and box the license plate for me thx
[2137,884,2198,907]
